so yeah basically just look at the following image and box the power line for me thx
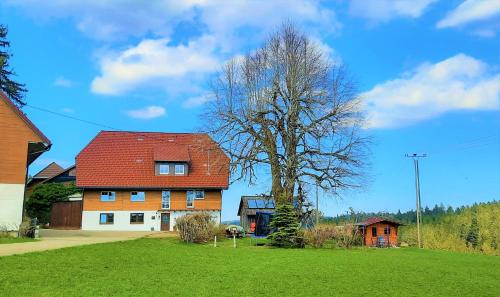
[24,103,220,153]
[427,134,500,155]
[25,104,121,131]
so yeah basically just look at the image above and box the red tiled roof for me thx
[0,91,51,145]
[33,162,64,178]
[154,144,190,162]
[356,217,402,226]
[76,131,230,189]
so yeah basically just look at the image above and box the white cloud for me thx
[91,36,219,95]
[5,0,339,44]
[54,76,74,88]
[5,0,340,96]
[4,0,198,40]
[183,94,215,108]
[437,0,500,28]
[349,0,437,23]
[195,0,340,52]
[126,106,166,120]
[363,54,500,129]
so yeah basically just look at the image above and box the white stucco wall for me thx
[0,183,25,231]
[82,210,221,231]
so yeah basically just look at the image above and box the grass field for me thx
[0,237,498,297]
[0,237,35,244]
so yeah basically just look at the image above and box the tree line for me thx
[325,200,499,225]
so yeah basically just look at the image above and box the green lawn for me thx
[0,237,35,244]
[0,237,498,297]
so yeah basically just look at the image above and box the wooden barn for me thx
[237,196,275,233]
[356,217,402,247]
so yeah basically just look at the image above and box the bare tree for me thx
[204,24,369,204]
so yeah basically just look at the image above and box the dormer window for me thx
[175,164,185,175]
[159,164,169,175]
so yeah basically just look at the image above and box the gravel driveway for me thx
[0,229,156,257]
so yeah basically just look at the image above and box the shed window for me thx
[159,164,169,175]
[100,213,114,224]
[131,191,145,202]
[130,213,144,224]
[175,164,185,175]
[371,226,377,237]
[100,191,115,202]
[384,227,391,235]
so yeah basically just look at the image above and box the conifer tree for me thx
[0,24,27,106]
[267,203,304,248]
[466,216,480,249]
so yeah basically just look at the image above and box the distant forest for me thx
[324,200,499,224]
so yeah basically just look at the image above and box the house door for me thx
[161,213,170,231]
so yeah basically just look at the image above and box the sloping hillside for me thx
[399,201,499,255]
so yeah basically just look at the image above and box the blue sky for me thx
[1,0,499,220]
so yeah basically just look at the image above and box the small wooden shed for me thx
[356,217,402,247]
[237,196,275,233]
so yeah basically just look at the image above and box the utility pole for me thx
[405,153,426,248]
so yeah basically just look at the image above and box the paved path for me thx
[0,229,158,257]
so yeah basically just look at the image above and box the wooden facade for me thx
[83,189,222,211]
[0,95,46,184]
[357,218,402,247]
[0,91,51,230]
[237,196,275,232]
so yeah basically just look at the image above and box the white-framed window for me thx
[131,191,145,202]
[175,164,185,175]
[159,164,169,175]
[161,190,171,209]
[186,191,195,208]
[100,213,114,224]
[100,191,116,202]
[130,213,144,224]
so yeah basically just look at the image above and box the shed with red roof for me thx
[356,217,402,247]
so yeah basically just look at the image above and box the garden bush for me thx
[175,212,218,243]
[26,182,80,224]
[331,224,363,248]
[304,226,336,248]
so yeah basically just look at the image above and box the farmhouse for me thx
[356,217,402,247]
[237,196,275,233]
[76,131,229,231]
[0,91,51,231]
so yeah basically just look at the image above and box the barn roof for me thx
[355,217,403,227]
[33,162,64,179]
